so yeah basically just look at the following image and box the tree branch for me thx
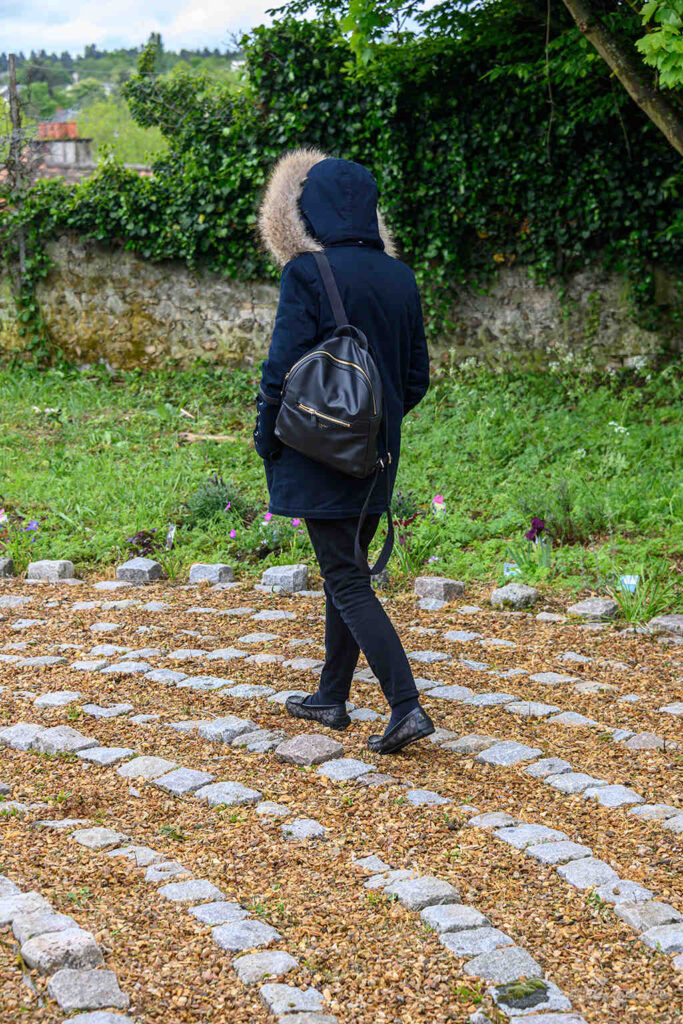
[560,0,683,156]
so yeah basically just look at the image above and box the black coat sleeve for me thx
[253,257,320,460]
[403,283,430,416]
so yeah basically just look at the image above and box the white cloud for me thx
[2,0,281,55]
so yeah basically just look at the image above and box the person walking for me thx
[253,147,434,755]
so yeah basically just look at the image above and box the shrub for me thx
[184,474,254,526]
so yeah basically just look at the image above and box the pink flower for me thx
[264,512,273,523]
[291,518,301,527]
[224,502,231,512]
[433,494,444,505]
[229,528,237,539]
[0,508,7,525]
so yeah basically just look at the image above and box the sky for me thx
[2,0,291,56]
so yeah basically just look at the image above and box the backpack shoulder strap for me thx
[312,251,347,328]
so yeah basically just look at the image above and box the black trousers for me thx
[304,515,419,709]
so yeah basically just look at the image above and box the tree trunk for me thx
[560,0,683,156]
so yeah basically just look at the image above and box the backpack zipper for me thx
[297,403,351,428]
[284,351,377,416]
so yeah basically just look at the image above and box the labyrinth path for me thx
[1,561,681,1024]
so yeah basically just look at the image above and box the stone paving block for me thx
[614,901,682,932]
[260,983,323,1015]
[168,648,209,662]
[364,870,413,890]
[525,841,593,865]
[178,675,230,691]
[415,577,465,601]
[662,815,683,834]
[268,690,309,706]
[90,645,132,657]
[34,726,99,754]
[348,708,382,723]
[223,684,277,699]
[21,927,103,974]
[556,858,619,889]
[244,654,285,667]
[512,1017,587,1024]
[418,598,446,610]
[146,669,187,685]
[462,693,517,707]
[444,630,482,643]
[144,861,191,883]
[116,557,162,583]
[274,1015,337,1024]
[535,612,566,622]
[275,734,344,767]
[281,818,327,841]
[460,658,491,672]
[252,609,297,621]
[11,618,47,630]
[194,781,262,807]
[34,690,82,707]
[0,595,31,608]
[198,717,258,743]
[0,892,52,925]
[548,712,600,728]
[212,919,281,951]
[384,876,459,910]
[660,702,683,715]
[524,758,573,779]
[496,825,569,849]
[189,901,249,925]
[106,846,167,867]
[607,727,635,742]
[205,648,248,662]
[81,704,134,719]
[0,556,14,576]
[154,767,216,795]
[639,924,683,953]
[583,784,644,808]
[92,581,133,591]
[72,828,129,851]
[506,702,561,719]
[425,685,473,701]
[464,945,543,983]
[117,756,178,779]
[12,910,77,946]
[189,563,234,584]
[34,818,92,834]
[233,950,299,984]
[65,1015,136,1024]
[27,560,75,581]
[468,812,519,829]
[0,723,47,750]
[238,632,279,644]
[490,979,572,1017]
[440,927,513,958]
[100,662,151,676]
[232,729,287,753]
[408,650,451,664]
[624,731,676,750]
[283,657,324,671]
[545,772,608,795]
[529,672,581,686]
[261,564,308,592]
[47,968,129,1010]
[421,904,490,933]
[129,714,159,724]
[353,855,391,873]
[0,876,21,897]
[490,584,538,609]
[316,759,375,782]
[648,613,683,636]
[443,735,497,755]
[89,622,121,635]
[476,741,542,767]
[356,772,397,787]
[566,597,618,619]
[629,803,681,820]
[159,879,225,903]
[405,789,450,806]
[255,802,292,818]
[594,879,654,904]
[480,638,517,649]
[19,655,68,667]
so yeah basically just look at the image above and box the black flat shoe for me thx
[285,695,351,731]
[367,706,435,755]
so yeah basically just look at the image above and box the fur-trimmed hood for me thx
[258,147,398,268]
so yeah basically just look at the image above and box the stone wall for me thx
[0,235,679,370]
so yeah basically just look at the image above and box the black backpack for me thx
[274,250,394,575]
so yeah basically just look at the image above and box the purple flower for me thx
[525,516,546,542]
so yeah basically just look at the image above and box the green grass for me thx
[0,360,681,601]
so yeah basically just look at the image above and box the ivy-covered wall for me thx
[1,15,681,361]
[0,236,675,371]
